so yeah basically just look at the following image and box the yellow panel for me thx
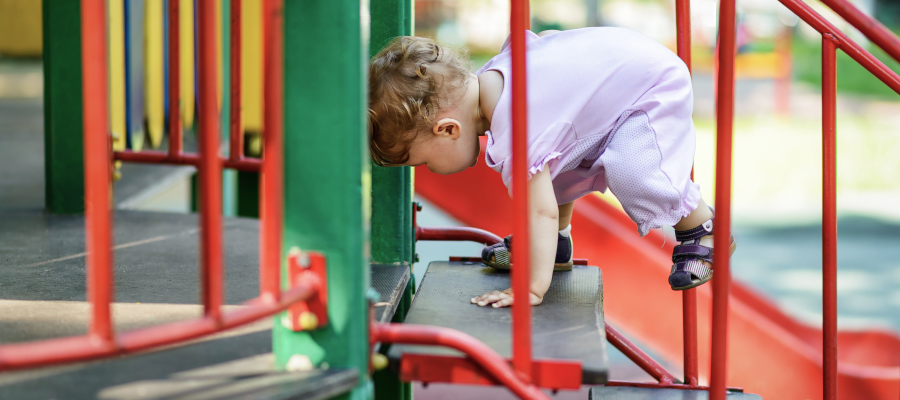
[180,0,194,129]
[241,0,263,134]
[108,0,126,151]
[144,0,163,150]
[0,0,42,56]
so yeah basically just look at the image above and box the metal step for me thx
[371,264,411,323]
[388,260,608,384]
[590,386,763,399]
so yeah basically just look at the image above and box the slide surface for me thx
[414,138,900,400]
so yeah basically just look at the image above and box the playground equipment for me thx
[7,0,900,399]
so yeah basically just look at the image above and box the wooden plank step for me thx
[388,261,608,384]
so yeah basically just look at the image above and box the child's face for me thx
[400,77,484,175]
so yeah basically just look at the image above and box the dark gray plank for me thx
[371,264,410,323]
[0,210,259,305]
[0,329,357,400]
[389,261,608,384]
[589,386,763,400]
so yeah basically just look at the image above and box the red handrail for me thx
[820,0,900,64]
[82,0,114,344]
[260,0,284,302]
[510,0,532,380]
[372,323,550,400]
[822,32,839,400]
[0,0,306,371]
[168,0,181,157]
[711,0,737,398]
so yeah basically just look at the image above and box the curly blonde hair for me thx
[368,36,471,166]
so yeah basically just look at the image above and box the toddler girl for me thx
[368,28,735,308]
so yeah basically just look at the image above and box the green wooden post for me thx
[369,1,415,399]
[43,0,85,214]
[274,1,370,400]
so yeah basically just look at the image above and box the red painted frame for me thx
[0,0,303,371]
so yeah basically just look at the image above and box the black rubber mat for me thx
[589,386,763,399]
[371,264,410,323]
[0,210,259,305]
[388,261,608,383]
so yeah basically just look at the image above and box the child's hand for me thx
[470,288,543,308]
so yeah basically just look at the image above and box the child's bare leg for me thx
[558,202,574,230]
[673,198,713,232]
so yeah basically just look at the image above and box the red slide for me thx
[415,140,900,399]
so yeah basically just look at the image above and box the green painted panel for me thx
[276,1,370,399]
[42,0,85,215]
[369,0,414,267]
[369,1,415,398]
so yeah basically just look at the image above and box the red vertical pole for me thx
[168,0,182,157]
[260,0,282,302]
[81,0,114,344]
[229,0,243,162]
[822,33,839,400]
[510,0,532,379]
[675,0,699,386]
[197,0,224,319]
[710,0,736,396]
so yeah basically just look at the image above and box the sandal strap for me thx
[482,235,513,266]
[675,218,714,242]
[672,259,712,280]
[672,244,713,263]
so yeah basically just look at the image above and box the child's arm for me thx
[471,168,558,308]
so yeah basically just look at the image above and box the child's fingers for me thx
[491,296,514,308]
[471,290,508,307]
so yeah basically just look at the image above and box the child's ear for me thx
[433,118,462,139]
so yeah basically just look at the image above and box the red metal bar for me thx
[398,354,581,390]
[228,0,243,161]
[674,0,699,386]
[81,0,114,344]
[372,323,550,400]
[819,0,900,64]
[711,0,737,396]
[0,280,319,370]
[259,0,283,302]
[510,0,532,379]
[675,0,691,73]
[605,324,678,384]
[114,150,262,171]
[777,0,900,95]
[682,289,699,385]
[168,0,182,156]
[822,33,839,400]
[416,226,503,246]
[197,0,224,319]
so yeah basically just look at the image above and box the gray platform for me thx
[590,386,762,399]
[388,261,608,383]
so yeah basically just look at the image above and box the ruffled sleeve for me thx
[485,121,577,197]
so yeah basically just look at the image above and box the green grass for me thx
[793,34,900,99]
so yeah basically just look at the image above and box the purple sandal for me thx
[669,208,736,291]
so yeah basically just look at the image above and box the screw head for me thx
[416,202,423,212]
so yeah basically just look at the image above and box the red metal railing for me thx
[405,0,900,398]
[0,0,297,371]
